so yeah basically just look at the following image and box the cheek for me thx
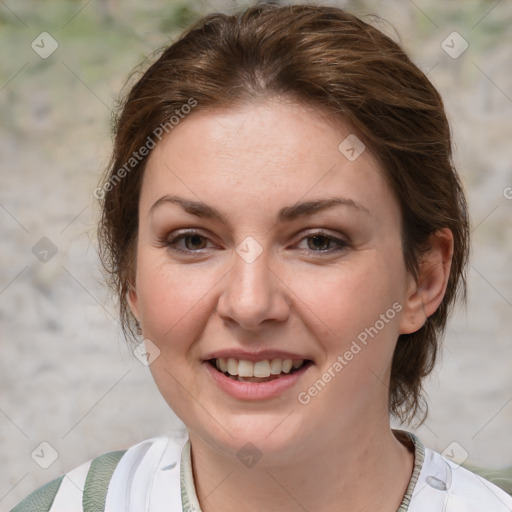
[135,251,216,348]
[293,254,403,339]
[293,260,405,410]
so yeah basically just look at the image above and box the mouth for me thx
[207,357,313,383]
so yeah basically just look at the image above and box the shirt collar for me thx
[180,429,425,512]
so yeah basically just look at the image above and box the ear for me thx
[399,228,454,335]
[127,282,141,323]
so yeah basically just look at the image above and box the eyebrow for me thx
[149,194,370,224]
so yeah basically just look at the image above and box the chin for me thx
[187,411,309,465]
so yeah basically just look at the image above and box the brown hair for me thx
[97,3,470,424]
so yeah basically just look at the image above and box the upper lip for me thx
[203,349,313,362]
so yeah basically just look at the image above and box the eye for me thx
[295,232,348,253]
[162,230,348,255]
[165,230,212,253]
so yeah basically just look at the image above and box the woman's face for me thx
[129,98,418,460]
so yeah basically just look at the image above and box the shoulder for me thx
[9,435,186,512]
[9,475,65,512]
[410,446,512,512]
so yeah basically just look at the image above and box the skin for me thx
[128,97,453,512]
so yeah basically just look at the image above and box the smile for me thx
[209,357,310,382]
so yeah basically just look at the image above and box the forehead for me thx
[140,99,397,222]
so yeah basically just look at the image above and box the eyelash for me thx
[163,230,349,256]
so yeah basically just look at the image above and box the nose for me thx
[216,248,290,330]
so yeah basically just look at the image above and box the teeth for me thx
[217,358,228,373]
[282,359,293,373]
[270,358,282,375]
[253,360,271,378]
[214,358,305,378]
[238,360,253,377]
[227,358,238,376]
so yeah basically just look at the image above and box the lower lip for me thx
[203,361,312,400]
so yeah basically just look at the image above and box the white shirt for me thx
[39,430,512,512]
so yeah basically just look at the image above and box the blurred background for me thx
[1,0,511,509]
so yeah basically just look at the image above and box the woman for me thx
[11,3,512,511]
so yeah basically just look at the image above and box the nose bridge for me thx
[217,241,289,329]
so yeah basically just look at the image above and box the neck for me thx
[187,418,414,512]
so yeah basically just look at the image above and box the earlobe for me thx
[399,228,454,335]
